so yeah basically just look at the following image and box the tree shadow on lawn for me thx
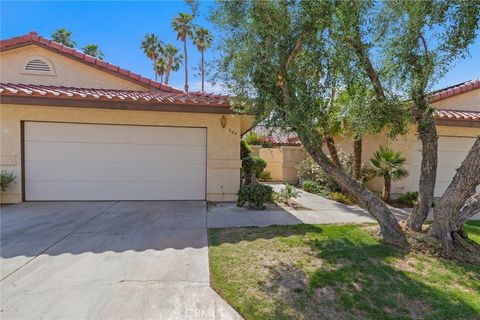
[210,224,480,320]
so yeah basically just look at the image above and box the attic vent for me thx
[22,56,56,75]
[25,59,51,72]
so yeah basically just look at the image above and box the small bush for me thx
[244,132,262,145]
[329,192,355,205]
[395,191,418,207]
[274,184,299,203]
[242,156,267,184]
[240,140,252,158]
[258,170,272,181]
[0,170,16,192]
[302,180,328,196]
[237,183,274,209]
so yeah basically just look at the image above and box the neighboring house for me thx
[249,79,480,197]
[0,32,251,203]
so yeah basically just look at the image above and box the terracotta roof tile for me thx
[434,109,480,121]
[0,31,184,94]
[0,83,231,107]
[430,79,480,103]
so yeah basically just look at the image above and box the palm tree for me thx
[163,44,183,85]
[156,56,167,84]
[51,28,76,48]
[141,33,163,81]
[367,146,408,202]
[82,44,105,60]
[193,27,212,92]
[172,13,194,92]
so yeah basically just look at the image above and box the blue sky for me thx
[1,1,479,93]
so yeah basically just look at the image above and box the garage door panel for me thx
[25,161,205,182]
[25,142,206,163]
[26,122,206,146]
[24,122,206,200]
[26,181,205,201]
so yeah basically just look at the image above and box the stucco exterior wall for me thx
[0,45,147,90]
[252,145,304,184]
[0,104,242,203]
[431,89,480,111]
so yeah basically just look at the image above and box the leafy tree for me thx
[156,56,167,83]
[163,44,183,85]
[193,27,213,91]
[141,33,163,81]
[337,0,480,231]
[172,13,194,92]
[51,28,76,48]
[82,44,104,60]
[367,146,408,202]
[212,0,406,246]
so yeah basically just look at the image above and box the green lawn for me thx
[209,222,480,320]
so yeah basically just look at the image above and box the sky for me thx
[1,1,479,93]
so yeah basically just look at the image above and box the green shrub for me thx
[297,152,367,192]
[274,184,299,203]
[242,156,267,184]
[329,192,355,205]
[258,170,272,181]
[302,180,328,196]
[244,132,262,145]
[240,139,252,158]
[237,183,274,209]
[0,170,16,192]
[395,191,418,207]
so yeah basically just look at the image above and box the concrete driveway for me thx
[1,201,240,320]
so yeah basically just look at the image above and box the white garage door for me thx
[412,136,477,197]
[24,122,206,200]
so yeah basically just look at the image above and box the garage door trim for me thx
[20,120,208,201]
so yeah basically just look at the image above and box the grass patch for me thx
[465,221,480,244]
[209,222,480,320]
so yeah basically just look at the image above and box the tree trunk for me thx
[428,138,480,243]
[382,174,391,202]
[302,138,406,246]
[184,39,189,92]
[325,136,341,167]
[353,135,362,181]
[406,101,438,231]
[201,49,205,92]
[165,58,173,85]
[153,58,158,82]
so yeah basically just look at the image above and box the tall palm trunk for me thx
[353,135,362,180]
[183,38,189,92]
[165,58,173,85]
[153,58,158,82]
[325,136,341,167]
[201,49,205,91]
[382,173,391,202]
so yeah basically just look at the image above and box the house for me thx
[249,79,480,197]
[0,32,251,203]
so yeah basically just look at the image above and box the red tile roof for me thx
[251,126,301,146]
[1,31,181,93]
[429,79,480,103]
[433,109,480,121]
[0,83,230,107]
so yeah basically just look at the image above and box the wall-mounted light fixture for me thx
[220,115,227,128]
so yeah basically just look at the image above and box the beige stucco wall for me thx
[0,45,147,90]
[431,88,480,111]
[0,104,243,203]
[252,145,304,184]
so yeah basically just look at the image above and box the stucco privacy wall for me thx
[0,46,147,90]
[0,104,242,203]
[251,145,304,183]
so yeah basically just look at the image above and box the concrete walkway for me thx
[208,184,479,228]
[1,201,241,320]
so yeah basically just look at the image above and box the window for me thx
[22,56,56,75]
